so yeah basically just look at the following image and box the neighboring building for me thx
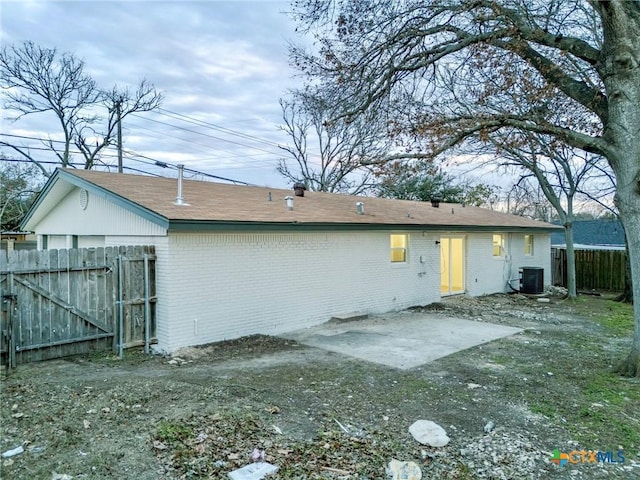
[551,219,626,251]
[20,168,559,353]
[0,231,37,251]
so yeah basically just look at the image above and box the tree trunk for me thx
[564,221,577,298]
[615,222,633,303]
[600,0,640,376]
[615,248,633,303]
[614,200,640,376]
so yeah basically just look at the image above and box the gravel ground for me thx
[1,293,639,479]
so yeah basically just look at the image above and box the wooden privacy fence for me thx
[552,247,627,291]
[1,246,156,368]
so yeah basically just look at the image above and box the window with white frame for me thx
[524,234,534,256]
[390,234,408,263]
[492,234,505,257]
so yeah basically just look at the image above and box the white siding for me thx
[77,236,105,248]
[158,231,441,352]
[105,236,166,247]
[47,235,68,249]
[34,187,166,237]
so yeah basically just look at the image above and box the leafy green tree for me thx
[0,160,43,231]
[376,161,499,207]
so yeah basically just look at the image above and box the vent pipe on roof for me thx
[173,164,190,206]
[356,202,364,215]
[285,196,294,210]
[430,197,441,208]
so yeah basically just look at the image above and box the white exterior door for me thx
[440,236,465,295]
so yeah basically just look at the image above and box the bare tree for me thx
[291,0,640,376]
[74,81,163,170]
[278,91,386,194]
[0,41,162,173]
[496,136,616,298]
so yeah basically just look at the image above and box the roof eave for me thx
[168,219,560,233]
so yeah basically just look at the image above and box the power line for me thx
[122,150,252,185]
[156,108,284,148]
[1,134,255,183]
[153,108,326,159]
[129,114,281,156]
[1,126,284,182]
[0,133,67,143]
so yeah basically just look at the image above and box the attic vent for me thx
[356,202,364,215]
[430,197,441,208]
[293,182,306,197]
[79,189,89,210]
[285,196,294,210]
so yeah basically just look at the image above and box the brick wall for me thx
[466,233,551,296]
[160,230,442,352]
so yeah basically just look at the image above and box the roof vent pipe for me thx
[173,164,189,206]
[356,202,365,215]
[293,182,306,197]
[430,197,441,208]
[285,196,294,210]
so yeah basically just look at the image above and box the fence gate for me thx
[1,246,155,368]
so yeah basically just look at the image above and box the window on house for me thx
[524,234,534,256]
[390,234,408,263]
[492,234,505,257]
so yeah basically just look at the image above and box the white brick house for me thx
[21,168,558,353]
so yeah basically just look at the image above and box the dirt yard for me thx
[1,293,638,479]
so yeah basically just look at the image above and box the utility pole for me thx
[116,99,123,173]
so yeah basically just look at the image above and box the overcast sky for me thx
[1,0,309,187]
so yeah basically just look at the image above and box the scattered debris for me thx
[483,421,495,433]
[386,458,422,480]
[251,448,265,462]
[321,466,351,476]
[51,474,73,480]
[408,420,450,447]
[2,445,24,458]
[546,285,567,296]
[153,440,168,450]
[334,418,350,434]
[227,461,278,480]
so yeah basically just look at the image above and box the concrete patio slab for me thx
[280,311,522,370]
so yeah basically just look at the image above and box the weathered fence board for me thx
[1,246,156,367]
[552,247,627,292]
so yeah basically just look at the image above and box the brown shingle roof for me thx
[64,169,558,230]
